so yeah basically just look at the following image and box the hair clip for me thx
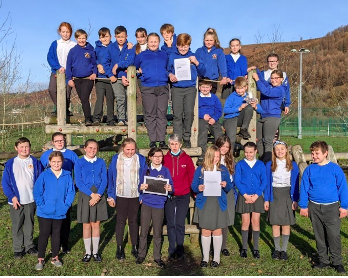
[273,140,287,147]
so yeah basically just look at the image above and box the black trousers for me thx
[38,217,63,258]
[60,207,71,249]
[74,79,94,119]
[48,72,72,108]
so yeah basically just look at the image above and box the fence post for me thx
[56,71,66,126]
[247,70,257,143]
[127,66,137,141]
[190,78,199,148]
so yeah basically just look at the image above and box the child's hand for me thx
[252,72,259,81]
[107,199,116,208]
[203,114,211,121]
[122,76,129,86]
[89,73,96,81]
[12,196,21,210]
[127,42,133,49]
[292,201,298,211]
[339,208,347,218]
[220,77,228,85]
[112,64,118,75]
[208,118,216,125]
[247,66,256,72]
[68,80,75,88]
[264,201,270,211]
[89,199,97,206]
[250,194,259,203]
[284,107,289,115]
[243,194,253,203]
[220,181,227,188]
[91,193,101,202]
[164,184,172,192]
[189,56,199,66]
[300,208,308,217]
[138,68,142,74]
[239,103,247,111]
[140,183,148,191]
[226,78,232,84]
[97,64,105,74]
[169,73,178,83]
[198,184,205,192]
[58,67,65,74]
[251,101,257,109]
[109,76,117,83]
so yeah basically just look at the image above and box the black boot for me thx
[131,245,138,258]
[116,246,125,260]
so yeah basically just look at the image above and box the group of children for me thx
[2,132,347,273]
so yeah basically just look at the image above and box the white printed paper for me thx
[203,171,221,197]
[174,58,191,81]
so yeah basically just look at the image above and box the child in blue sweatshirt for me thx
[34,151,75,270]
[299,141,348,274]
[93,27,115,126]
[198,80,223,161]
[134,32,169,149]
[167,33,205,147]
[160,23,177,56]
[2,137,43,260]
[66,29,97,126]
[235,142,267,259]
[104,26,135,125]
[136,148,173,268]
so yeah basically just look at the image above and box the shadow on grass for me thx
[99,208,117,255]
[289,223,316,259]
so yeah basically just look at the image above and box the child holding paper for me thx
[191,145,233,268]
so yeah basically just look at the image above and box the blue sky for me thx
[1,0,348,91]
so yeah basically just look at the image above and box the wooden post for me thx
[56,71,66,126]
[127,66,137,141]
[247,70,257,144]
[190,78,199,148]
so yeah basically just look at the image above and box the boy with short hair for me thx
[93,27,115,126]
[1,137,43,259]
[160,23,177,56]
[104,25,135,125]
[299,141,348,274]
[198,80,223,160]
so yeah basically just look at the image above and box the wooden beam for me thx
[190,78,199,147]
[127,66,137,141]
[56,71,66,126]
[247,70,257,144]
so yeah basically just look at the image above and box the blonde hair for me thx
[271,141,293,172]
[201,145,221,174]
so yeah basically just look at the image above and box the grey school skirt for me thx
[268,187,296,226]
[236,193,265,214]
[77,185,108,223]
[226,190,235,226]
[193,197,229,230]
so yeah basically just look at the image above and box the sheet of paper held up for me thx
[174,58,191,81]
[203,171,221,197]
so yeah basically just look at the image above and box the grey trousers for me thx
[256,117,281,162]
[9,202,36,253]
[138,204,164,261]
[111,79,127,121]
[141,85,169,142]
[224,104,254,149]
[198,119,223,155]
[94,80,115,123]
[48,72,72,108]
[172,87,196,141]
[308,201,342,265]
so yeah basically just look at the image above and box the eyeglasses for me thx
[270,77,281,80]
[53,140,64,143]
[152,155,163,158]
[268,60,278,63]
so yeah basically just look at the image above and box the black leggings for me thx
[38,217,63,258]
[74,79,94,119]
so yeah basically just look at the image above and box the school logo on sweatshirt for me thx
[84,52,90,58]
[212,54,217,59]
[28,164,34,169]
[181,165,187,168]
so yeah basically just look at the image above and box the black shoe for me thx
[333,265,346,273]
[117,120,127,126]
[61,246,70,254]
[131,245,138,258]
[92,120,101,126]
[154,259,165,268]
[239,128,251,139]
[253,250,260,259]
[240,249,247,258]
[82,254,92,263]
[149,141,157,149]
[272,250,280,260]
[176,251,184,261]
[159,141,169,149]
[93,253,102,263]
[27,247,38,256]
[183,140,191,148]
[221,249,230,256]
[210,260,219,267]
[116,246,125,260]
[85,118,93,126]
[136,257,145,264]
[279,251,288,260]
[313,262,331,269]
[196,157,204,166]
[168,253,176,262]
[200,260,208,268]
[107,121,116,126]
[14,251,23,260]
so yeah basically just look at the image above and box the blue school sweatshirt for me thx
[191,165,233,211]
[1,156,43,204]
[139,165,174,209]
[198,93,222,122]
[234,159,267,196]
[134,49,168,87]
[47,41,60,73]
[107,153,147,201]
[167,49,205,88]
[223,92,249,119]
[95,40,113,78]
[225,54,248,82]
[65,42,97,83]
[40,149,78,172]
[34,168,75,219]
[195,45,227,80]
[103,40,135,78]
[264,161,300,202]
[161,33,177,56]
[74,157,107,197]
[255,69,286,118]
[299,162,348,209]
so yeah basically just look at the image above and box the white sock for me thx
[83,238,91,255]
[201,235,211,262]
[213,235,222,264]
[92,237,100,254]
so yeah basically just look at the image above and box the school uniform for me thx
[191,165,233,230]
[235,159,267,213]
[265,160,299,225]
[2,156,43,254]
[47,39,76,108]
[134,49,169,143]
[74,156,108,223]
[198,93,223,155]
[167,49,205,142]
[34,168,75,259]
[137,165,174,261]
[161,33,177,56]
[299,161,348,266]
